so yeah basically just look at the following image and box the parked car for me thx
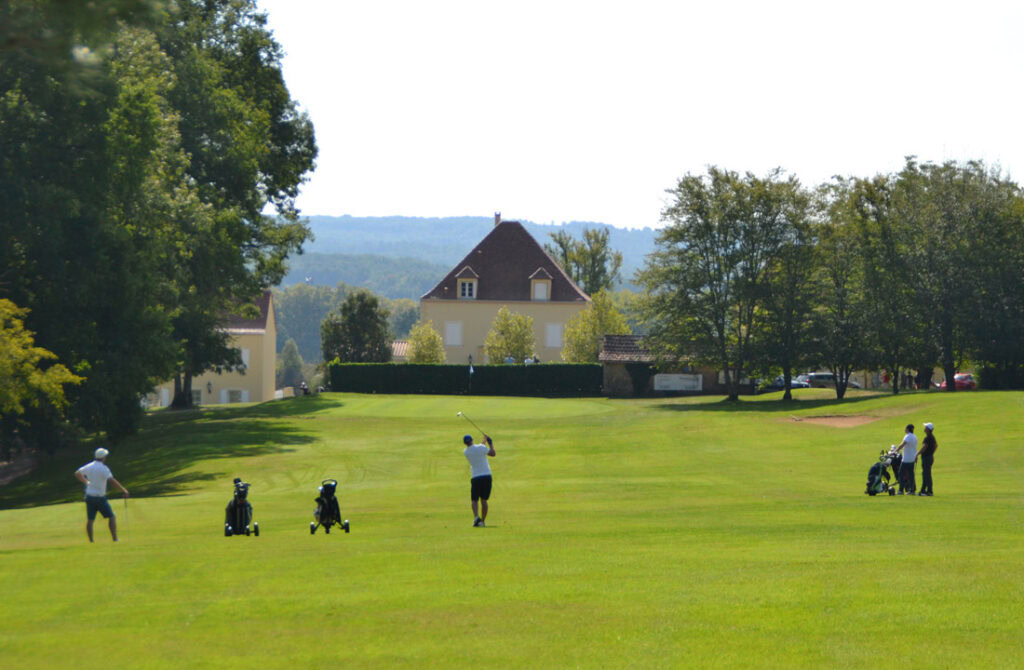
[802,372,861,389]
[758,375,810,393]
[938,373,976,390]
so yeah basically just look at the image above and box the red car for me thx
[938,373,976,390]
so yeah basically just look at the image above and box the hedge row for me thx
[327,363,603,396]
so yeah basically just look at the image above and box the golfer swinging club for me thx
[463,433,495,527]
[74,447,129,542]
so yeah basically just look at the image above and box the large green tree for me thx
[158,0,317,407]
[849,174,921,394]
[638,168,797,400]
[810,181,872,399]
[484,306,535,364]
[321,291,392,363]
[545,227,623,295]
[561,290,631,363]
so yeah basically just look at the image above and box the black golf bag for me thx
[866,448,901,496]
[311,479,349,534]
[225,478,259,536]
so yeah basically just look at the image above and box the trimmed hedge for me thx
[328,362,603,396]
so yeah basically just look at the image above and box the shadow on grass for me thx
[0,400,326,510]
[651,392,896,414]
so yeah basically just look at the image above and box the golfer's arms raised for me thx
[485,435,495,457]
[109,477,129,496]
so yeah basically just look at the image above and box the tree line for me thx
[638,160,1024,400]
[1,0,316,455]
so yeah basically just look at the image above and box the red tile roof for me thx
[421,221,589,302]
[598,335,655,363]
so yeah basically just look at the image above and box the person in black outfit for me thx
[918,422,937,496]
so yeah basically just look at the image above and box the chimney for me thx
[494,211,501,226]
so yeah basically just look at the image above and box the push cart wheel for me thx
[254,523,259,537]
[310,522,316,534]
[245,526,250,536]
[225,524,231,537]
[325,524,330,534]
[344,520,350,533]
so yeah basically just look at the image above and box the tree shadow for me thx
[0,403,321,509]
[651,392,888,414]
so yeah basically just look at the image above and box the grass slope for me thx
[1,390,1022,668]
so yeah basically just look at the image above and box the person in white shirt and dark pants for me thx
[895,424,918,495]
[462,434,495,527]
[74,448,129,542]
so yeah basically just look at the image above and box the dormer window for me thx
[529,267,552,301]
[454,266,479,300]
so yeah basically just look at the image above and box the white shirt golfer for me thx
[76,459,114,497]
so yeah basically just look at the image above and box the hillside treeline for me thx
[640,161,1024,399]
[1,1,316,453]
[301,215,658,287]
[278,253,448,299]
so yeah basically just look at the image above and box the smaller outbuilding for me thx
[598,335,754,397]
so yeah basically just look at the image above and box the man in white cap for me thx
[74,448,129,542]
[918,422,937,496]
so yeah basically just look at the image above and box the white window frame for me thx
[532,279,550,301]
[458,280,476,299]
[545,323,563,348]
[445,321,463,346]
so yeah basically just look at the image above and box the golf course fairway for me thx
[1,390,1021,668]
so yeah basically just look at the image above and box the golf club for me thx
[456,411,488,438]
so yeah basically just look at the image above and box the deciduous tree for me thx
[561,291,630,363]
[407,321,445,364]
[484,306,535,364]
[321,291,392,363]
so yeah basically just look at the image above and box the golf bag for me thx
[865,447,901,496]
[225,478,259,536]
[311,479,349,534]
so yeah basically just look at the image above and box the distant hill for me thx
[280,252,449,299]
[283,216,658,297]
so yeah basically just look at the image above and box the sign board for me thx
[654,373,702,391]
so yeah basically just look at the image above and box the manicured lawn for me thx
[1,390,1022,668]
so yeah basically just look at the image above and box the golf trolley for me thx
[224,478,260,536]
[311,479,349,534]
[865,446,902,496]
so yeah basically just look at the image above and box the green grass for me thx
[1,389,1022,668]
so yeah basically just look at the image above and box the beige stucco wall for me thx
[150,301,277,406]
[419,298,587,364]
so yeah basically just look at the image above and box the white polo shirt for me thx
[77,460,113,497]
[901,433,918,463]
[464,444,492,478]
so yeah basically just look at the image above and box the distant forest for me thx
[278,216,658,298]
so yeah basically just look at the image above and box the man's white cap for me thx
[94,447,109,459]
[923,422,934,431]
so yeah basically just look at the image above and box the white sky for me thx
[256,0,1024,229]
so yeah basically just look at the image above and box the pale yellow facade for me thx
[150,298,277,407]
[420,298,587,364]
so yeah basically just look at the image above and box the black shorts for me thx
[85,496,114,520]
[470,475,492,501]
